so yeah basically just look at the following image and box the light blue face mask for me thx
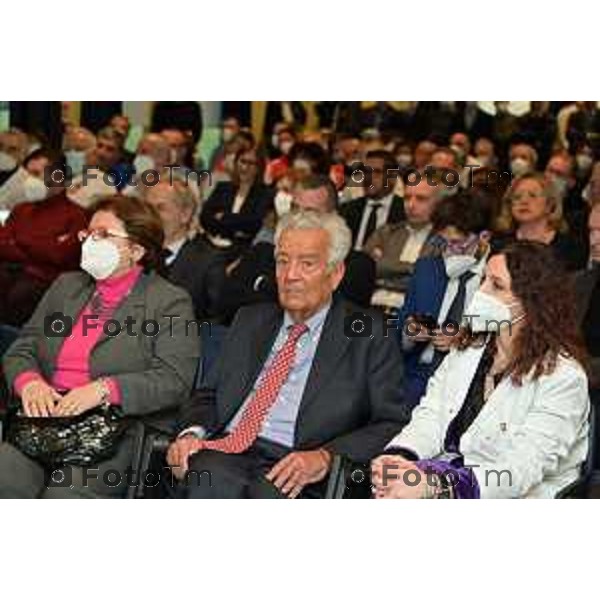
[64,150,86,176]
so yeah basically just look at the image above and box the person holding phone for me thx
[400,194,490,406]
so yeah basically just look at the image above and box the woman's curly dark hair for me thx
[458,240,587,384]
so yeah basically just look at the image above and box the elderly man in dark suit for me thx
[167,209,410,498]
[576,201,600,388]
[145,180,226,320]
[340,150,405,251]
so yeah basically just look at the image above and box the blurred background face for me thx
[292,185,331,213]
[431,149,457,171]
[278,131,295,155]
[364,156,390,198]
[145,183,191,241]
[236,149,259,184]
[450,132,470,158]
[222,118,240,143]
[335,138,360,164]
[0,132,26,166]
[545,155,573,183]
[474,138,494,165]
[161,129,188,163]
[24,155,48,180]
[589,205,600,263]
[404,180,437,227]
[96,135,122,170]
[510,178,550,225]
[110,115,130,138]
[414,141,436,169]
[510,144,535,164]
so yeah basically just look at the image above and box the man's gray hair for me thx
[274,209,352,268]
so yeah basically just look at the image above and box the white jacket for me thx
[387,343,590,498]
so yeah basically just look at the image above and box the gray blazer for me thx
[3,271,200,416]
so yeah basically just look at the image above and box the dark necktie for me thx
[362,201,383,247]
[430,270,475,371]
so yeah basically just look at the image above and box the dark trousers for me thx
[180,439,326,499]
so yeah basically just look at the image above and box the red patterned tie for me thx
[197,322,309,454]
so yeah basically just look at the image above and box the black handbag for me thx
[6,404,129,468]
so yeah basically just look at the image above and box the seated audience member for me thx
[264,126,296,186]
[544,151,589,259]
[364,177,443,310]
[449,132,471,166]
[218,175,376,322]
[430,146,459,172]
[0,195,199,498]
[413,140,437,170]
[200,146,274,250]
[123,133,172,198]
[0,149,89,326]
[400,195,490,405]
[373,242,590,499]
[493,172,586,270]
[209,117,242,176]
[0,129,30,211]
[67,126,130,207]
[63,126,96,176]
[340,150,405,250]
[471,137,497,169]
[145,180,226,320]
[576,200,600,387]
[167,209,410,499]
[508,141,538,176]
[288,141,331,181]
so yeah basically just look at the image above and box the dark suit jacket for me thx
[200,181,274,244]
[179,298,411,463]
[340,195,405,247]
[217,240,376,323]
[2,271,200,418]
[575,267,600,387]
[164,237,227,320]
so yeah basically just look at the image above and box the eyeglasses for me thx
[77,228,130,242]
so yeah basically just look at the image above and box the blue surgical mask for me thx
[64,150,86,175]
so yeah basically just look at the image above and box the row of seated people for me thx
[0,190,595,498]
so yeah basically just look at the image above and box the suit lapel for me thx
[295,300,351,438]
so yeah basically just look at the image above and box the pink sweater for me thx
[14,266,144,404]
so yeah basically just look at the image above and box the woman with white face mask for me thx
[0,149,88,326]
[0,195,199,498]
[373,242,590,499]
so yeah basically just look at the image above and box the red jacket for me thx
[0,191,89,284]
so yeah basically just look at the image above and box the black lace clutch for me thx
[7,405,129,468]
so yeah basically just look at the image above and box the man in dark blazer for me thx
[217,175,376,323]
[167,209,410,499]
[146,180,227,320]
[576,201,600,388]
[340,150,405,251]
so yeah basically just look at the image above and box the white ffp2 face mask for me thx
[0,151,17,172]
[444,254,477,279]
[80,237,121,280]
[463,289,523,332]
[23,176,48,202]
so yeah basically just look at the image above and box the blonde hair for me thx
[496,172,568,234]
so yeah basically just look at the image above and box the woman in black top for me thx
[491,172,586,270]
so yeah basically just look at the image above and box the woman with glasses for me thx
[493,172,586,270]
[0,195,199,498]
[200,146,274,252]
[0,148,89,326]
